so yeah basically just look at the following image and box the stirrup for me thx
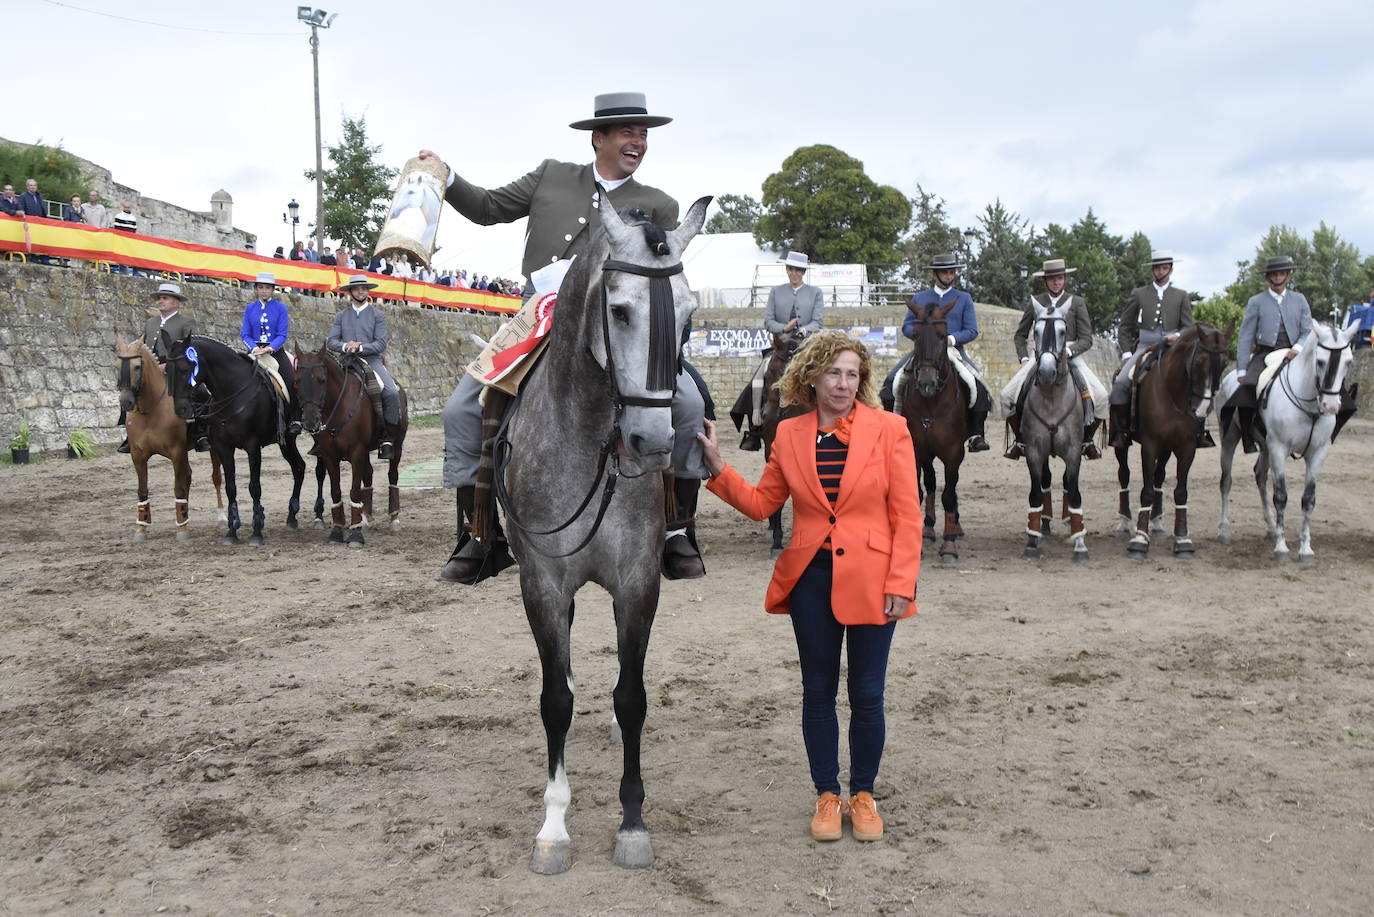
[966,434,990,452]
[1003,441,1024,460]
[739,430,762,452]
[1196,429,1216,449]
[661,531,706,580]
[1082,441,1102,460]
[378,440,394,460]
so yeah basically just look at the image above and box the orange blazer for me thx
[707,402,921,625]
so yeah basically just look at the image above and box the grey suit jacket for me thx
[142,311,195,362]
[1015,293,1093,361]
[1118,284,1193,354]
[443,159,678,283]
[764,282,824,334]
[1237,289,1312,370]
[328,304,388,357]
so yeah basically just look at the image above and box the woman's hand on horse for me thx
[696,419,725,477]
[883,594,910,621]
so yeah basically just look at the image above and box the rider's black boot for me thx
[1108,404,1132,449]
[662,477,706,580]
[966,410,990,452]
[1082,419,1103,460]
[439,485,514,585]
[1003,412,1024,460]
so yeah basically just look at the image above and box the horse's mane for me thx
[187,334,243,354]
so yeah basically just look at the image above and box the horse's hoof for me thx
[613,830,654,869]
[1173,540,1195,557]
[1298,553,1317,565]
[347,538,365,550]
[922,527,936,543]
[1217,533,1232,545]
[133,531,147,543]
[312,517,325,529]
[1150,522,1166,537]
[1274,551,1291,564]
[217,512,228,525]
[389,519,401,533]
[328,529,345,544]
[530,840,572,875]
[1111,517,1132,538]
[286,519,299,531]
[175,530,190,543]
[221,534,238,546]
[939,551,958,565]
[1023,546,1040,560]
[1072,551,1090,565]
[248,535,265,547]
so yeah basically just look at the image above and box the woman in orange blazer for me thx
[698,331,920,844]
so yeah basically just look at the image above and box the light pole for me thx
[963,227,978,296]
[283,199,300,247]
[297,7,337,254]
[1018,264,1029,306]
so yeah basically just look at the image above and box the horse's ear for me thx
[934,301,956,319]
[670,196,712,252]
[116,331,127,352]
[599,186,633,247]
[1033,303,1048,318]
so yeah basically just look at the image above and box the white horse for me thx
[1217,322,1357,561]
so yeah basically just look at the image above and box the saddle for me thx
[1124,340,1169,436]
[338,352,387,446]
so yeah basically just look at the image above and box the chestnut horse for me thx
[900,300,968,563]
[1112,323,1224,559]
[759,329,806,555]
[295,343,409,547]
[116,336,223,541]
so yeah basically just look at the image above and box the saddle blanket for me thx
[252,351,290,402]
[1256,349,1290,400]
[1000,356,1109,421]
[896,346,981,412]
[466,259,570,396]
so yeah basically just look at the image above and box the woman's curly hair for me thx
[777,330,879,410]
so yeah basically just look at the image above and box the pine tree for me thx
[304,116,399,252]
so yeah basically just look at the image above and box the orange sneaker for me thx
[810,792,843,841]
[848,791,884,841]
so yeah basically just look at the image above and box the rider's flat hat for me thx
[252,272,277,286]
[780,251,811,270]
[154,282,185,301]
[339,274,379,291]
[569,92,672,130]
[923,252,966,271]
[1033,258,1077,277]
[1147,250,1175,266]
[1261,255,1298,274]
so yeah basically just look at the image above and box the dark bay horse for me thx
[900,300,968,563]
[1019,303,1088,562]
[116,336,223,541]
[295,343,409,547]
[759,329,805,555]
[497,196,710,874]
[1113,323,1224,559]
[165,336,306,545]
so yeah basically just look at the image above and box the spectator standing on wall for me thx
[273,246,286,259]
[62,195,85,222]
[289,241,305,261]
[112,202,137,232]
[0,184,20,215]
[304,240,320,263]
[81,191,109,228]
[320,246,337,266]
[18,179,44,216]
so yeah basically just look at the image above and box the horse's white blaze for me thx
[1038,351,1057,379]
[1195,389,1213,419]
[536,764,571,845]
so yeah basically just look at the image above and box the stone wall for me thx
[3,261,1368,453]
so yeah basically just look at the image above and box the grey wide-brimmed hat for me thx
[1147,250,1175,267]
[252,272,277,286]
[1032,258,1077,277]
[569,92,672,130]
[1261,255,1298,274]
[923,252,966,271]
[339,274,379,291]
[154,282,185,301]
[780,251,811,270]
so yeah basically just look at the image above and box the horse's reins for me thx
[909,313,951,396]
[1025,314,1079,434]
[301,351,367,437]
[118,353,168,414]
[1157,333,1226,420]
[494,255,684,559]
[1274,339,1351,457]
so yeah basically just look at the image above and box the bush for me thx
[9,416,31,450]
[1194,295,1244,359]
[67,429,96,458]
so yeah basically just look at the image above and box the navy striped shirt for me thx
[816,429,848,549]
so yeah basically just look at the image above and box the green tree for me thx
[304,115,398,251]
[967,199,1035,308]
[755,144,910,281]
[1031,208,1141,334]
[705,193,762,234]
[0,140,84,215]
[1305,221,1365,321]
[897,184,964,287]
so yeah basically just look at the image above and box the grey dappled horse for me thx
[1020,303,1088,562]
[1217,322,1357,562]
[499,196,710,874]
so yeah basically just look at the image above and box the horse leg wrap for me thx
[1069,511,1085,538]
[1026,509,1042,538]
[137,500,151,527]
[175,498,189,527]
[1134,507,1152,540]
[943,512,963,539]
[1174,506,1188,538]
[1060,492,1070,520]
[349,499,364,529]
[1117,487,1131,519]
[1041,493,1053,520]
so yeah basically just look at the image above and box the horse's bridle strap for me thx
[602,260,683,278]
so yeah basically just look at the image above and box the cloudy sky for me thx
[13,0,1374,298]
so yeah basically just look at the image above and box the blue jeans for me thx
[789,551,896,796]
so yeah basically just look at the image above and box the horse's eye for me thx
[610,305,630,325]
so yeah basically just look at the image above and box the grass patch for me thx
[409,412,443,429]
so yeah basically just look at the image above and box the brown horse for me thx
[759,329,806,555]
[900,301,967,563]
[116,335,223,541]
[1111,322,1225,559]
[295,343,409,547]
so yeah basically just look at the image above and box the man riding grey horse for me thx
[1109,250,1213,450]
[420,92,711,583]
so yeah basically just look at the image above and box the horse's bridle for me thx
[1032,314,1068,384]
[1160,332,1225,419]
[117,353,164,414]
[299,350,366,437]
[909,310,951,394]
[494,254,686,559]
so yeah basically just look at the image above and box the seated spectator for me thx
[1,184,21,215]
[63,194,85,222]
[81,191,109,228]
[19,179,44,217]
[112,202,137,233]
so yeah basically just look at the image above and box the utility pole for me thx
[297,8,337,254]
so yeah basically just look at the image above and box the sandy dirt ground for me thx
[2,418,1372,916]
